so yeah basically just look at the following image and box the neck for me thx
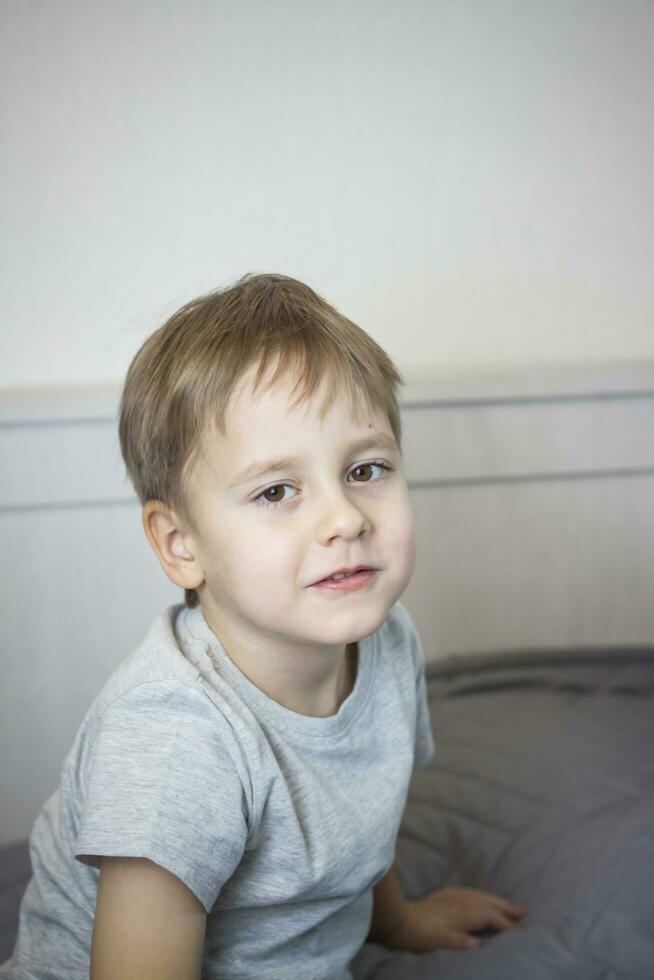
[201,607,358,717]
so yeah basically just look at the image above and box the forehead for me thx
[188,365,396,500]
[223,363,384,438]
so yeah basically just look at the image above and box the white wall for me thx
[1,0,653,388]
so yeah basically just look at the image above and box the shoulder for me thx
[78,605,219,731]
[74,611,252,842]
[74,606,245,777]
[95,604,202,703]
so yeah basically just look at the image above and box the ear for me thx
[142,501,205,591]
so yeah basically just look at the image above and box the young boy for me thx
[3,274,523,979]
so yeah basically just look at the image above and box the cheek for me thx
[386,495,416,573]
[231,526,298,581]
[386,491,415,543]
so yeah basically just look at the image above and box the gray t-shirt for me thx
[3,599,434,980]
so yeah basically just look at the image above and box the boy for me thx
[3,274,523,979]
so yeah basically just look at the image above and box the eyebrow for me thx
[228,432,399,487]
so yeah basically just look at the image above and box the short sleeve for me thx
[75,680,248,913]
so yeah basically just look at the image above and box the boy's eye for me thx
[259,484,294,505]
[254,461,391,509]
[349,462,381,483]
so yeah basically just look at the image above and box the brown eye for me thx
[348,461,391,484]
[351,464,374,482]
[262,485,285,502]
[255,483,298,508]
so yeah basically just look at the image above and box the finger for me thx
[446,887,521,908]
[443,932,481,950]
[487,910,522,931]
[477,893,527,917]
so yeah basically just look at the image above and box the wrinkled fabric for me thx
[352,648,654,980]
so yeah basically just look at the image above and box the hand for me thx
[384,887,526,953]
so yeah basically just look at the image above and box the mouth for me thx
[310,566,378,591]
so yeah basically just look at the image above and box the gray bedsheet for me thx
[3,647,653,977]
[353,646,654,980]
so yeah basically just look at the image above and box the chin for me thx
[315,600,393,646]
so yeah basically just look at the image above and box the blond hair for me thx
[119,273,404,606]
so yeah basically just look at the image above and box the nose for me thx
[314,485,371,544]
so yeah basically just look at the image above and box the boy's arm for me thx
[367,863,525,952]
[367,864,411,946]
[90,856,207,980]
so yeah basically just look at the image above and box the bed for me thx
[351,645,654,979]
[3,643,653,977]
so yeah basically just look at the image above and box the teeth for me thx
[331,573,348,580]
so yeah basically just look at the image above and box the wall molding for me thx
[4,364,654,511]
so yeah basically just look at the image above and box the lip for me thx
[311,567,377,592]
[311,564,374,586]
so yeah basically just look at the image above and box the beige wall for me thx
[1,0,653,388]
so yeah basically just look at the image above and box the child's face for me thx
[180,366,415,658]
